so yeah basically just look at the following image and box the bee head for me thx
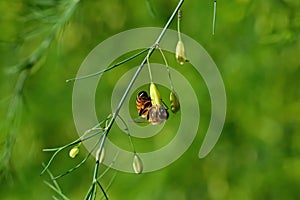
[137,91,149,99]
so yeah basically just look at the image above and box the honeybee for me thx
[136,91,169,125]
[136,91,152,119]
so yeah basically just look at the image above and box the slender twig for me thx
[41,120,108,175]
[146,51,153,82]
[66,48,150,82]
[212,0,217,35]
[85,183,96,200]
[41,136,84,175]
[177,10,182,41]
[97,151,119,181]
[52,127,108,180]
[43,181,70,200]
[104,171,117,194]
[158,47,175,91]
[41,115,111,175]
[96,181,109,200]
[43,163,70,200]
[117,115,136,154]
[53,151,91,180]
[84,147,120,199]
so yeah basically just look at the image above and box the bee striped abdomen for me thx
[136,91,152,119]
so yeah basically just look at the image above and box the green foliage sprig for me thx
[1,0,81,176]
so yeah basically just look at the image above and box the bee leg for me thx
[161,99,169,110]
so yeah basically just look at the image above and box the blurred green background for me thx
[1,0,300,199]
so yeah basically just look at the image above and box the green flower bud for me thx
[176,40,188,65]
[69,146,79,158]
[150,82,162,106]
[170,91,180,113]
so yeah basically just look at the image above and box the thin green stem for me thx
[96,151,119,181]
[177,10,182,41]
[85,183,96,200]
[43,163,69,200]
[43,181,70,200]
[54,157,90,179]
[66,48,150,82]
[41,120,108,175]
[96,181,108,200]
[158,48,174,91]
[52,132,106,180]
[85,135,106,200]
[212,0,217,35]
[117,115,136,154]
[146,51,153,82]
[52,151,91,180]
[156,0,185,44]
[104,171,117,194]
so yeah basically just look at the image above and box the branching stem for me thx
[41,1,185,199]
[66,48,150,82]
[158,47,175,91]
[87,0,184,198]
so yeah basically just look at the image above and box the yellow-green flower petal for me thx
[150,82,162,106]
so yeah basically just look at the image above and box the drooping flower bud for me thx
[69,146,79,158]
[150,82,162,106]
[133,153,143,174]
[175,40,188,65]
[170,91,180,113]
[149,82,169,125]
